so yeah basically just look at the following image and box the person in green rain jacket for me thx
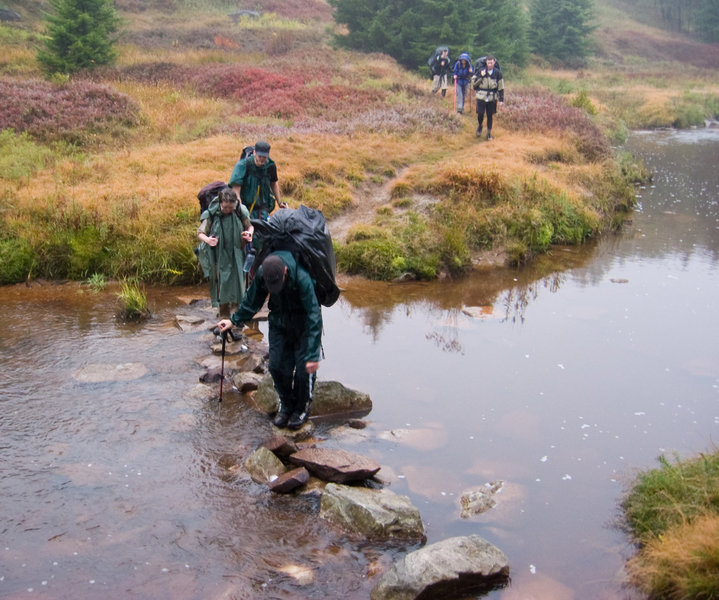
[228,140,286,221]
[217,250,322,430]
[197,188,254,317]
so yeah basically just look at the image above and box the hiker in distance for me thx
[229,140,288,221]
[472,55,504,140]
[197,187,254,318]
[217,251,322,430]
[452,52,473,114]
[429,46,451,97]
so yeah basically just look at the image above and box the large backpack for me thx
[428,45,450,71]
[197,181,228,216]
[475,56,501,73]
[251,206,340,307]
[196,145,257,216]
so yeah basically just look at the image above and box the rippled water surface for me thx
[1,129,718,599]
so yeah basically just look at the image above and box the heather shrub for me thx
[0,78,140,145]
[0,129,56,179]
[502,86,611,160]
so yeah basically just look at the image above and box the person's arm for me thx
[271,180,287,208]
[296,267,323,368]
[228,159,247,199]
[198,218,217,246]
[218,273,267,332]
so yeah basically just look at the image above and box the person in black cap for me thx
[217,250,322,430]
[229,140,287,220]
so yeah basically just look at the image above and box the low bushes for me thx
[0,77,140,145]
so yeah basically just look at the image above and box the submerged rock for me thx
[370,535,509,600]
[320,483,424,540]
[72,362,147,383]
[460,480,504,518]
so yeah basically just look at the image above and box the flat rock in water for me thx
[289,447,380,483]
[72,362,147,383]
[269,467,310,493]
[460,481,504,518]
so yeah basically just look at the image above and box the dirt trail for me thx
[326,171,403,243]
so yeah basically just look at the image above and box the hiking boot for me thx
[287,402,311,430]
[272,401,292,428]
[441,89,447,97]
[476,127,482,137]
[487,132,493,140]
[273,410,291,428]
[457,109,463,114]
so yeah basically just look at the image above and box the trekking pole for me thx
[453,78,457,112]
[218,329,228,403]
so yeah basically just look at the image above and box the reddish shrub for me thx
[0,78,140,144]
[502,86,610,161]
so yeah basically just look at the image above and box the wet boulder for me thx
[313,381,372,416]
[174,314,207,332]
[251,376,372,417]
[269,467,310,493]
[244,446,287,484]
[370,535,509,600]
[320,483,424,540]
[232,371,264,392]
[261,434,298,458]
[289,447,380,483]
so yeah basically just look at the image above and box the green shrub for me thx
[0,237,34,284]
[0,129,56,179]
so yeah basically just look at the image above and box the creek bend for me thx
[1,129,718,599]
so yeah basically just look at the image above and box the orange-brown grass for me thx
[627,514,719,599]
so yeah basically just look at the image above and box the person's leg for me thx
[457,82,464,113]
[268,326,295,427]
[287,336,314,430]
[441,74,448,97]
[486,101,497,139]
[432,74,440,93]
[476,100,486,136]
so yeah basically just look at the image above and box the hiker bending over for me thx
[472,55,504,140]
[229,140,287,221]
[217,251,322,430]
[430,47,451,97]
[197,188,254,318]
[452,52,473,114]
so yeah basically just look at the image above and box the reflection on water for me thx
[1,129,718,599]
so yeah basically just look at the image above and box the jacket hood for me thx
[459,52,470,61]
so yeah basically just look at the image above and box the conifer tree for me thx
[328,0,528,70]
[528,0,595,65]
[37,0,122,75]
[696,0,719,41]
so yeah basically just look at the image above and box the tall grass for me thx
[621,450,719,599]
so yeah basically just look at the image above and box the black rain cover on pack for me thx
[251,205,340,307]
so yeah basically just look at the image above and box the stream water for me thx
[1,129,718,599]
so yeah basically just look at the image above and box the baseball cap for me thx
[262,254,286,294]
[254,140,271,157]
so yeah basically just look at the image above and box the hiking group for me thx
[197,140,338,431]
[428,46,505,140]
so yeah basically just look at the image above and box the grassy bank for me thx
[621,450,719,598]
[0,2,716,284]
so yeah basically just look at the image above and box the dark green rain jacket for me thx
[230,250,323,363]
